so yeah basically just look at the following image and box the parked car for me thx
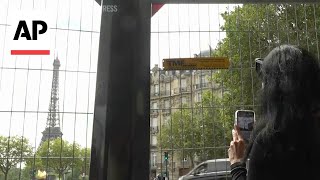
[178,158,231,180]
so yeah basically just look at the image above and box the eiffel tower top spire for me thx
[41,56,63,144]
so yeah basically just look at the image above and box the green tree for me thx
[80,148,90,178]
[37,138,82,179]
[158,4,320,168]
[159,90,232,167]
[0,136,32,180]
[0,167,27,180]
[213,4,320,125]
[65,148,91,180]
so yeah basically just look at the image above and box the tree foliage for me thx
[213,3,320,131]
[159,3,320,168]
[80,147,91,177]
[0,137,91,180]
[37,138,83,179]
[0,167,28,180]
[0,136,32,180]
[159,90,232,167]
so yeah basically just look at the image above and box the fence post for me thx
[89,0,151,179]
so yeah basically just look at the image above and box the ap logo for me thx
[14,20,47,41]
[8,10,51,55]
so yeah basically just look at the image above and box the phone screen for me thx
[235,110,255,142]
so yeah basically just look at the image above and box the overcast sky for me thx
[0,0,101,150]
[0,0,238,150]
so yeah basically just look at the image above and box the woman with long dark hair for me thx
[228,45,320,180]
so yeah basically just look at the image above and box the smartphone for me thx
[234,110,255,142]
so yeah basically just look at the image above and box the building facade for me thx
[150,56,222,179]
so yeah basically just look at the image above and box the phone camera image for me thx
[235,110,255,142]
[238,117,254,131]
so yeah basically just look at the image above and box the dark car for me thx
[178,159,231,180]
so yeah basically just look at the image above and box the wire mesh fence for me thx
[150,3,320,180]
[1,0,320,180]
[0,0,100,179]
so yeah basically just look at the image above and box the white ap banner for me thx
[8,10,51,55]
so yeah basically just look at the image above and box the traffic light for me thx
[29,169,36,177]
[164,152,169,161]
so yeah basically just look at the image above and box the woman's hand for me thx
[228,125,246,165]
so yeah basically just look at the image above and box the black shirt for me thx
[230,138,320,180]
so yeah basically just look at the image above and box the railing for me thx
[195,83,210,89]
[151,92,160,97]
[161,90,171,96]
[173,87,191,94]
[151,90,171,97]
[162,109,171,116]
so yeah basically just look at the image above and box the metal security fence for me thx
[150,2,320,180]
[2,0,320,180]
[0,0,100,179]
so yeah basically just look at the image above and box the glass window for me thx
[196,75,200,84]
[152,118,158,127]
[201,75,206,83]
[165,83,170,91]
[207,161,231,172]
[164,100,170,108]
[152,102,158,109]
[197,93,202,102]
[181,79,187,88]
[182,97,187,104]
[155,84,159,94]
[152,135,157,146]
[151,153,157,167]
[165,83,170,95]
[194,164,208,175]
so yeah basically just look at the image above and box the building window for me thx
[151,135,157,146]
[197,93,202,102]
[152,102,158,110]
[201,75,206,84]
[165,83,170,91]
[154,84,159,94]
[165,83,170,95]
[164,100,170,109]
[195,75,200,84]
[182,97,187,104]
[151,118,158,127]
[151,153,157,167]
[181,79,187,88]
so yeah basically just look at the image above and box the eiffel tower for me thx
[41,57,63,144]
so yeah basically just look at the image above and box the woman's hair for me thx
[244,45,320,161]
